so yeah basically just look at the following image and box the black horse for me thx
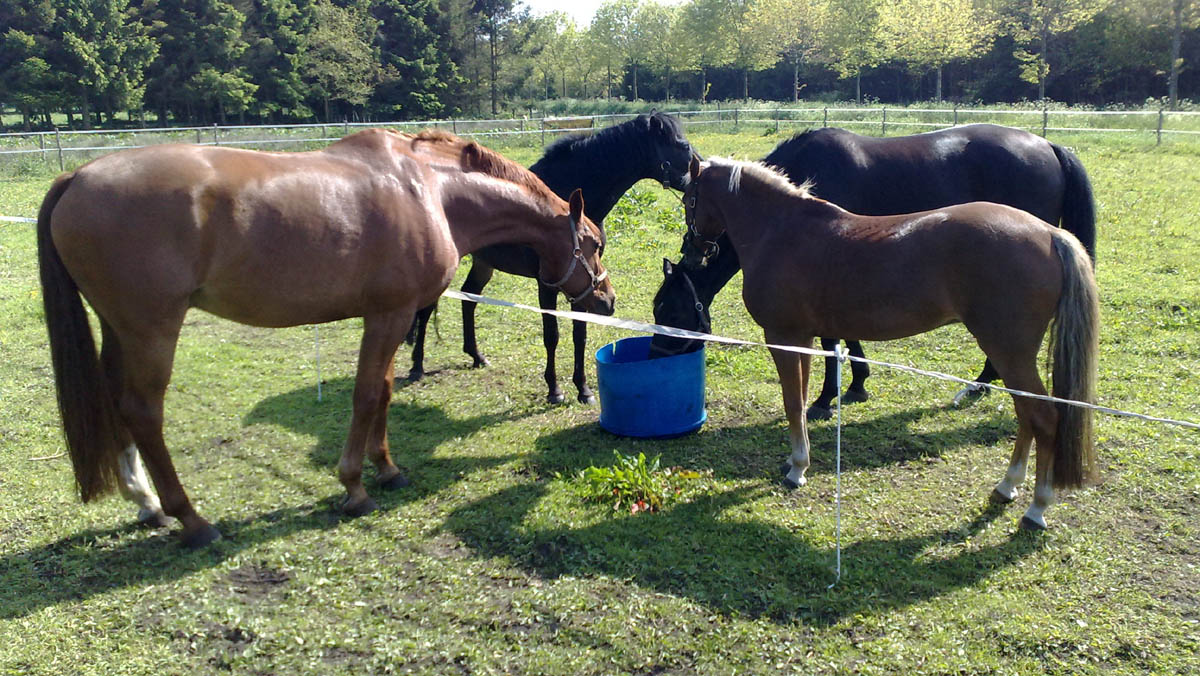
[407,112,699,403]
[652,123,1096,419]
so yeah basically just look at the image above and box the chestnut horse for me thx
[38,129,615,547]
[680,157,1098,529]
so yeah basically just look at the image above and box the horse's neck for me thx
[532,140,649,224]
[718,182,839,261]
[439,181,561,258]
[692,238,741,303]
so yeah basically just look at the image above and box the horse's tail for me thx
[37,172,124,502]
[1048,230,1100,490]
[1051,143,1096,263]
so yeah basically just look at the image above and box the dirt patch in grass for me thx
[225,564,291,601]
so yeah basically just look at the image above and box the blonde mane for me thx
[706,156,814,199]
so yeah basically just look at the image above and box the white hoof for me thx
[952,383,989,407]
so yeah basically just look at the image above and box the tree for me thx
[472,0,536,114]
[681,0,734,101]
[821,0,886,102]
[992,0,1112,100]
[529,11,574,98]
[300,0,379,121]
[241,0,314,122]
[371,0,461,119]
[592,0,644,99]
[638,2,692,101]
[55,0,158,128]
[879,0,997,100]
[776,0,828,102]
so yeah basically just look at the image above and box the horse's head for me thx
[649,258,711,358]
[644,112,702,191]
[679,156,724,267]
[544,189,615,316]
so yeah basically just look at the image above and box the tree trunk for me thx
[324,96,330,123]
[489,21,499,116]
[1038,26,1048,101]
[666,66,672,102]
[606,64,612,99]
[743,69,749,100]
[1170,0,1184,110]
[701,65,708,103]
[855,70,862,104]
[632,62,638,100]
[935,65,943,101]
[793,60,800,102]
[81,89,92,130]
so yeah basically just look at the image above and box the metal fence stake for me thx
[55,128,63,171]
[882,107,887,136]
[1157,108,1164,146]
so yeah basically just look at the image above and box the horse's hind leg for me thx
[101,320,170,527]
[339,310,412,516]
[538,282,565,404]
[807,338,839,421]
[571,318,595,405]
[769,339,813,488]
[842,340,870,403]
[369,351,409,491]
[460,261,495,368]
[113,320,220,548]
[406,303,435,381]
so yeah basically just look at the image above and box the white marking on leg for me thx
[117,445,165,522]
[786,429,810,487]
[993,458,1027,502]
[1021,481,1055,529]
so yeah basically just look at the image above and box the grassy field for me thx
[0,127,1197,674]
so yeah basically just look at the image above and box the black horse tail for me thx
[1051,143,1097,263]
[38,172,124,503]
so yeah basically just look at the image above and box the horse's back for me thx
[767,124,1065,225]
[49,141,453,328]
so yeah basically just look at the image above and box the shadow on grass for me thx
[529,403,1017,483]
[444,480,1044,626]
[0,377,538,620]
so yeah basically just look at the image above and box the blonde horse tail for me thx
[1049,230,1100,489]
[38,172,124,502]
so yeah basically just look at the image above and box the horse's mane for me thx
[535,112,683,167]
[412,129,559,204]
[707,157,813,199]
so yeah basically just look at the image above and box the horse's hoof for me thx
[471,356,489,369]
[806,405,833,421]
[989,488,1015,505]
[1018,516,1046,531]
[181,524,222,549]
[406,368,424,382]
[379,473,410,491]
[577,391,597,405]
[779,464,807,489]
[840,389,869,405]
[342,497,378,518]
[547,392,566,405]
[138,508,172,529]
[952,384,989,407]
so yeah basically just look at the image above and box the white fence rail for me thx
[2,106,1199,171]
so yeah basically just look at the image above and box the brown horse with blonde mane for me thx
[38,129,615,548]
[680,156,1098,530]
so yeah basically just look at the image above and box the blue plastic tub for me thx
[595,336,706,438]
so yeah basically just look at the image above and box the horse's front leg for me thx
[538,283,565,404]
[571,318,595,404]
[769,339,813,488]
[339,309,412,517]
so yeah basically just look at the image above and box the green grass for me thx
[0,129,1197,675]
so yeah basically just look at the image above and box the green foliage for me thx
[576,451,702,513]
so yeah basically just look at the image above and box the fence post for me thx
[1157,107,1164,146]
[452,119,458,135]
[39,132,46,165]
[541,118,545,146]
[734,108,739,129]
[823,107,828,128]
[344,118,349,137]
[1041,104,1048,138]
[882,107,887,136]
[953,103,958,126]
[54,128,64,171]
[196,127,202,144]
[212,123,218,146]
[774,108,780,133]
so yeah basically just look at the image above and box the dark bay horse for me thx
[407,112,698,403]
[38,129,615,547]
[657,124,1095,419]
[679,157,1098,529]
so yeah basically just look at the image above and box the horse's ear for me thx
[689,156,701,181]
[649,114,662,132]
[568,188,584,223]
[663,257,673,276]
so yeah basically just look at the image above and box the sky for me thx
[521,0,605,26]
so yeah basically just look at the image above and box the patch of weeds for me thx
[572,450,707,514]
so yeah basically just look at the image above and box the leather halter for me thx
[546,214,608,305]
[683,179,720,261]
[649,267,711,358]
